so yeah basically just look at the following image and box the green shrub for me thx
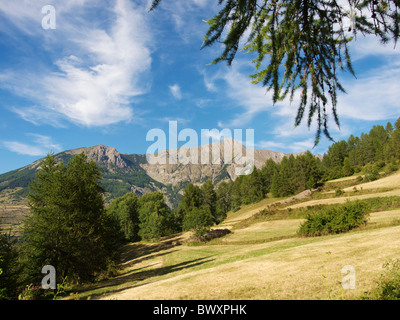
[361,259,400,300]
[335,188,344,197]
[298,201,369,237]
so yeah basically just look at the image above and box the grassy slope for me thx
[74,170,400,300]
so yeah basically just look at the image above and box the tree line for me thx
[322,118,400,181]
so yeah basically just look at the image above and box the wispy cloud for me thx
[214,60,276,128]
[153,0,216,43]
[0,0,153,127]
[257,138,315,153]
[169,84,182,100]
[337,62,400,121]
[2,134,61,156]
[158,116,191,126]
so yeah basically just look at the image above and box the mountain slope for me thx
[0,141,312,208]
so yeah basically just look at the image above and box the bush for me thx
[361,259,400,300]
[298,201,369,237]
[335,188,344,197]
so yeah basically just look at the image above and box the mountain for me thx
[0,140,315,208]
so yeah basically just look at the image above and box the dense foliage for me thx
[0,230,19,299]
[322,118,400,180]
[107,192,140,242]
[297,200,370,236]
[138,192,180,240]
[21,153,121,285]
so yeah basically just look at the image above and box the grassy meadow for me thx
[67,171,400,300]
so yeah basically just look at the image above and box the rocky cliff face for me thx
[140,138,296,186]
[65,144,128,172]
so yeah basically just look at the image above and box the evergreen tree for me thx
[230,175,244,210]
[277,157,294,196]
[181,183,203,211]
[201,180,218,222]
[342,157,354,177]
[247,168,265,202]
[260,159,278,194]
[270,167,282,198]
[0,228,19,299]
[386,122,394,137]
[323,140,349,178]
[138,192,173,241]
[347,134,361,167]
[107,192,140,242]
[387,119,400,160]
[215,181,233,219]
[369,125,388,162]
[22,153,119,284]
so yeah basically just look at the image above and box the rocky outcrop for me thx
[140,138,298,186]
[66,144,128,172]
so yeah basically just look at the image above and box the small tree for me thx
[182,207,214,240]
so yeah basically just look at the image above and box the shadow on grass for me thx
[86,256,213,300]
[119,233,184,268]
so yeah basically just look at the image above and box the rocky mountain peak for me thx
[65,144,128,170]
[86,144,127,169]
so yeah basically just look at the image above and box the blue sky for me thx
[0,0,399,174]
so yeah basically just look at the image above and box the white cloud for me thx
[214,61,274,127]
[350,35,399,61]
[2,142,45,157]
[337,62,400,121]
[257,138,315,153]
[256,141,286,150]
[199,69,218,92]
[158,116,191,126]
[154,0,216,43]
[169,84,182,100]
[0,0,153,127]
[28,133,62,152]
[2,134,61,156]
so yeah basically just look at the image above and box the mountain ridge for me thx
[0,140,321,208]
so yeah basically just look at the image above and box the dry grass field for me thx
[0,188,28,236]
[68,170,400,300]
